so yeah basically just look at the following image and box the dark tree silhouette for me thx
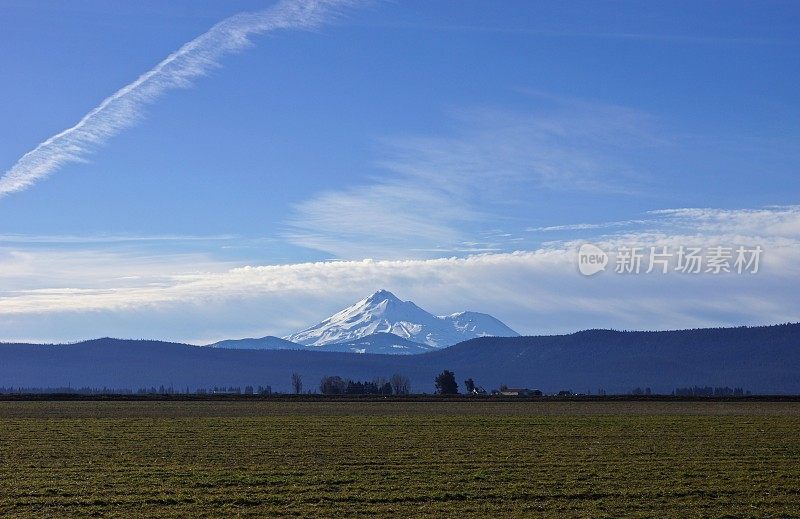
[435,370,458,395]
[291,372,303,394]
[319,375,347,395]
[464,378,476,394]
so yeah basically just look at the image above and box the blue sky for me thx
[1,0,799,343]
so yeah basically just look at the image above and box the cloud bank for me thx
[0,0,352,197]
[1,206,798,343]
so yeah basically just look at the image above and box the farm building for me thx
[498,388,542,397]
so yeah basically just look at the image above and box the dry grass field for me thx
[0,401,798,517]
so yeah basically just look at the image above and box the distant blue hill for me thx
[210,332,433,355]
[209,336,300,351]
[1,323,798,394]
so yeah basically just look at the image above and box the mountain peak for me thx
[364,289,400,303]
[285,291,518,349]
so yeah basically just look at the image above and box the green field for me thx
[0,401,798,517]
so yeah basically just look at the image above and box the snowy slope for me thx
[285,289,518,348]
[209,332,431,355]
[312,332,436,355]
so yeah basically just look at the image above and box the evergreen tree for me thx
[435,370,458,395]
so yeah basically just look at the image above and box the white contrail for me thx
[0,0,352,197]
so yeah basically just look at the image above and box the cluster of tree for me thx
[433,371,487,395]
[319,376,390,395]
[673,386,749,396]
[136,385,191,395]
[318,374,411,395]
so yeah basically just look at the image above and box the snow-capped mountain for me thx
[284,289,518,348]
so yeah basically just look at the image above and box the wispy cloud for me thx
[528,206,800,239]
[648,206,800,237]
[285,178,476,259]
[287,101,662,258]
[528,220,647,233]
[0,0,353,198]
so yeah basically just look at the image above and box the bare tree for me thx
[390,373,411,395]
[291,372,303,394]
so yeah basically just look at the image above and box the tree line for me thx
[317,374,411,395]
[300,370,467,395]
[673,386,749,396]
[0,385,274,395]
